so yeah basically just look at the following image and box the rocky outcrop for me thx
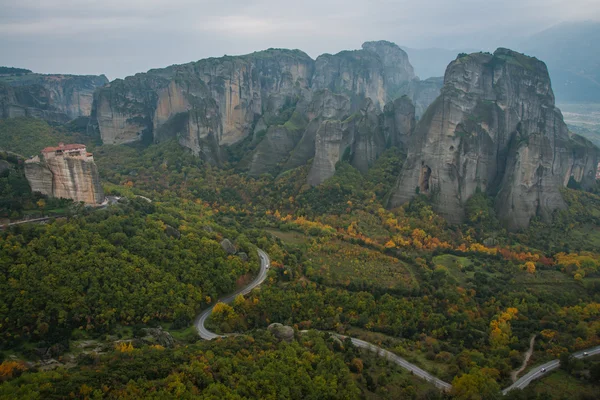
[220,239,236,255]
[566,135,600,189]
[312,41,415,110]
[404,77,444,118]
[91,49,314,160]
[141,327,175,348]
[389,48,599,231]
[242,87,417,185]
[280,90,352,172]
[90,41,438,174]
[383,96,416,149]
[0,72,108,122]
[307,99,383,184]
[267,323,294,342]
[24,144,104,204]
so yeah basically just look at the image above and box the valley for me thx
[0,38,599,400]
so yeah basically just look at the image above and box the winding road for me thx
[195,249,271,340]
[194,249,600,395]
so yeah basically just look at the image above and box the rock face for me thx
[25,144,104,204]
[389,48,599,230]
[382,96,416,149]
[91,49,314,157]
[90,41,436,179]
[0,72,108,122]
[403,77,444,118]
[307,98,384,185]
[311,40,416,111]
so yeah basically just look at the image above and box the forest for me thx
[0,118,599,399]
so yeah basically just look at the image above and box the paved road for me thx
[193,248,600,395]
[502,345,600,394]
[195,249,270,340]
[335,334,452,391]
[0,216,53,228]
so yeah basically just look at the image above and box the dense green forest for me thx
[0,118,599,399]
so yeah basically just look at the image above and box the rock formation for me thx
[307,98,384,185]
[91,49,314,157]
[267,323,294,342]
[389,49,599,230]
[0,72,108,122]
[25,143,104,204]
[141,327,176,348]
[89,41,436,176]
[402,77,444,118]
[382,96,416,149]
[220,238,237,255]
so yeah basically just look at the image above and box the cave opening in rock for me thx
[420,164,432,193]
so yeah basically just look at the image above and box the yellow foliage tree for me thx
[524,261,536,274]
[0,361,26,381]
[116,342,134,353]
[489,308,518,349]
[384,240,396,249]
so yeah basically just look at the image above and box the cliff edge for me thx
[25,143,104,204]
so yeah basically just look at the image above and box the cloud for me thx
[0,0,599,78]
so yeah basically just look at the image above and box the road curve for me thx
[193,248,600,395]
[502,345,600,394]
[195,249,270,340]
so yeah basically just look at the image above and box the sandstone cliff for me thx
[307,98,385,185]
[0,72,108,122]
[389,48,599,230]
[91,49,314,160]
[90,41,435,173]
[25,145,104,204]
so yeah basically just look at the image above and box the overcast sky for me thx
[2,0,599,80]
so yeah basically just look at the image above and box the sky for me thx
[1,0,600,80]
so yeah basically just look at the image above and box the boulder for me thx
[141,327,175,348]
[164,225,181,239]
[267,323,295,342]
[220,239,236,255]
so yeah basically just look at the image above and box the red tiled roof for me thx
[41,143,86,153]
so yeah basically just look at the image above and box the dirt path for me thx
[511,335,536,382]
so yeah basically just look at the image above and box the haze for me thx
[2,0,600,79]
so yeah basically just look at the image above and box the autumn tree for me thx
[451,367,501,400]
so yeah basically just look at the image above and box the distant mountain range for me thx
[404,21,600,103]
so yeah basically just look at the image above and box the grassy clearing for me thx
[265,228,309,245]
[307,240,417,290]
[568,223,600,249]
[166,324,199,342]
[432,254,472,284]
[510,268,583,298]
[528,369,598,398]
